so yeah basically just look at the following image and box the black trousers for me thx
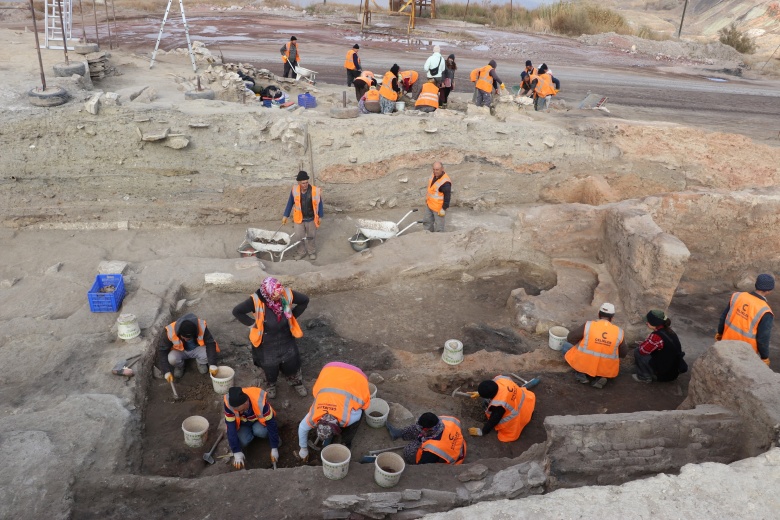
[346,68,361,87]
[283,59,298,78]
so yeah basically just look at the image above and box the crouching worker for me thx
[225,386,280,470]
[384,412,466,465]
[158,313,219,382]
[468,376,535,442]
[296,362,371,461]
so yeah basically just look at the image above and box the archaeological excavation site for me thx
[1,2,779,518]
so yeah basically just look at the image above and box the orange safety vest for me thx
[415,82,439,108]
[565,319,624,378]
[291,184,321,227]
[365,89,380,102]
[248,289,303,348]
[223,387,274,429]
[379,71,398,102]
[400,70,419,87]
[344,49,360,70]
[426,172,451,212]
[415,416,467,464]
[166,317,220,352]
[283,41,299,60]
[487,376,535,442]
[534,72,557,97]
[306,362,370,428]
[722,292,773,354]
[355,71,375,86]
[475,65,494,93]
[523,67,537,83]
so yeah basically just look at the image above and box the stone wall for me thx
[544,405,742,488]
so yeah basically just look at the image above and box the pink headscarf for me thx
[260,277,292,322]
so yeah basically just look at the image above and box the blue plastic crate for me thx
[297,93,317,109]
[88,274,126,312]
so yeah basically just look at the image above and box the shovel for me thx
[169,380,183,401]
[510,373,541,389]
[112,354,141,377]
[202,432,224,464]
[360,445,404,464]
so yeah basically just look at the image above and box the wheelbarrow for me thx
[289,62,318,85]
[237,227,301,262]
[348,209,422,252]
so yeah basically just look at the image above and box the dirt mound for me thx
[579,32,744,64]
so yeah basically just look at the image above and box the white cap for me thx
[599,303,616,315]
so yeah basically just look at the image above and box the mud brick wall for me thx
[544,405,742,489]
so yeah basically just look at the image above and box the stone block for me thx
[85,92,103,114]
[463,481,485,493]
[388,402,414,426]
[457,463,489,482]
[401,489,421,501]
[98,261,128,274]
[369,373,384,384]
[526,462,546,487]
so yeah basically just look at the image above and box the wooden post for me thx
[29,0,47,90]
[55,0,70,63]
[677,0,688,39]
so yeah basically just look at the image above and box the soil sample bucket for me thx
[395,101,405,112]
[374,452,405,488]
[548,326,569,351]
[321,444,351,480]
[368,382,377,399]
[365,398,389,428]
[441,339,464,365]
[210,366,235,395]
[181,416,209,448]
[116,313,141,340]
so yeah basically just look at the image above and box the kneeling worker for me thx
[158,313,219,382]
[414,78,440,113]
[296,362,371,461]
[468,376,535,442]
[225,386,280,469]
[562,302,627,388]
[386,412,466,465]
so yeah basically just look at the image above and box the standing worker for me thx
[379,64,401,114]
[467,376,535,442]
[414,78,439,113]
[232,277,310,399]
[282,170,322,261]
[385,412,466,465]
[158,313,219,382]
[280,35,300,79]
[424,45,444,85]
[717,273,774,365]
[296,362,371,461]
[224,386,280,470]
[344,44,362,87]
[471,60,505,108]
[562,303,627,388]
[423,161,451,233]
[439,54,457,108]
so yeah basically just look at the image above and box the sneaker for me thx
[309,253,317,261]
[632,374,652,384]
[574,373,590,384]
[173,366,184,379]
[266,385,277,399]
[293,251,306,261]
[294,384,308,397]
[591,377,608,389]
[197,363,208,375]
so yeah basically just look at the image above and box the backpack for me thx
[261,85,283,100]
[429,56,443,76]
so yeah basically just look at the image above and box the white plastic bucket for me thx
[181,416,209,448]
[548,326,569,351]
[210,366,235,395]
[321,444,351,480]
[395,101,405,112]
[117,313,141,340]
[442,339,464,365]
[374,452,405,488]
[365,398,389,428]
[368,382,377,399]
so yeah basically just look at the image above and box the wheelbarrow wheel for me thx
[350,232,370,252]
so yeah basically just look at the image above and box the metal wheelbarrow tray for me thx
[237,228,301,262]
[348,209,421,251]
[289,62,318,85]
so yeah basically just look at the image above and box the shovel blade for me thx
[203,454,215,464]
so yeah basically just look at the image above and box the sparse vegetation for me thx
[718,23,756,54]
[304,2,359,15]
[636,25,671,41]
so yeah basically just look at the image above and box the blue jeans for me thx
[238,421,268,447]
[561,342,588,380]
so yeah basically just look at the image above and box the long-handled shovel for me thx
[202,432,224,464]
[510,373,541,389]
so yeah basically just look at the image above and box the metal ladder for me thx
[45,0,73,49]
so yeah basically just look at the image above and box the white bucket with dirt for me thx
[368,382,377,399]
[395,101,405,112]
[441,339,464,365]
[374,452,405,488]
[116,313,141,340]
[321,444,351,480]
[210,366,235,395]
[365,398,389,428]
[181,416,209,448]
[548,326,569,351]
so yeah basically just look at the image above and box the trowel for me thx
[111,354,141,377]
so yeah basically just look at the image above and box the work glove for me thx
[270,448,279,463]
[468,427,483,437]
[296,447,309,462]
[714,333,722,341]
[467,391,479,399]
[500,83,506,90]
[762,358,771,366]
[209,365,218,377]
[437,209,446,217]
[164,372,173,383]
[233,451,246,469]
[281,55,288,63]
[282,216,288,225]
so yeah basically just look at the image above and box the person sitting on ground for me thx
[519,60,537,96]
[439,54,457,108]
[224,386,280,470]
[633,310,686,383]
[467,376,535,442]
[360,86,381,114]
[414,78,439,113]
[385,412,466,465]
[158,313,219,382]
[379,64,401,114]
[296,362,371,461]
[353,70,376,102]
[471,59,505,108]
[561,302,628,388]
[530,63,559,111]
[399,70,420,98]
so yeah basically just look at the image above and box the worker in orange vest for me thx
[224,386,280,469]
[414,79,439,113]
[296,362,371,461]
[280,35,300,79]
[378,64,400,114]
[519,60,537,95]
[399,70,420,97]
[717,273,774,365]
[423,161,451,232]
[383,412,466,465]
[360,86,381,114]
[471,59,505,108]
[344,44,362,87]
[282,170,323,261]
[562,303,627,388]
[467,376,535,442]
[353,70,376,102]
[158,313,219,382]
[530,63,559,111]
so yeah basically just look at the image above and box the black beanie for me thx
[228,387,248,407]
[488,60,497,68]
[353,44,360,49]
[178,320,197,338]
[418,412,439,428]
[478,380,499,398]
[390,63,400,75]
[296,170,309,181]
[525,60,532,66]
[539,63,548,73]
[290,36,297,41]
[646,310,666,327]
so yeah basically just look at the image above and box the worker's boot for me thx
[173,365,184,379]
[591,377,608,389]
[266,384,277,399]
[574,372,589,384]
[287,370,307,396]
[197,363,208,375]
